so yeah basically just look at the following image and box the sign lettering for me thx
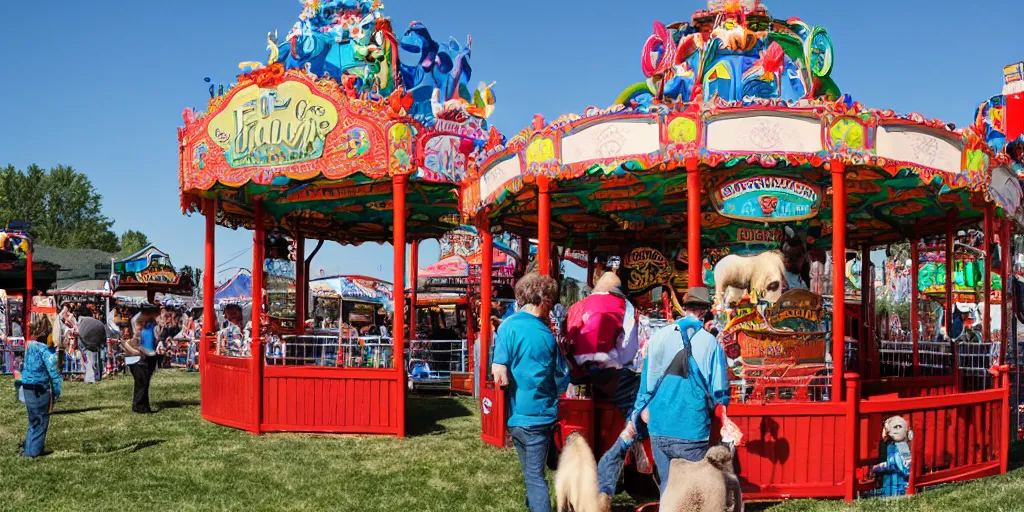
[713,176,821,222]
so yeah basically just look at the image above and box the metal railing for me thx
[264,334,395,369]
[407,338,466,389]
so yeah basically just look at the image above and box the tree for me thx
[0,164,120,251]
[117,230,150,257]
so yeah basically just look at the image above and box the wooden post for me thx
[984,206,993,343]
[686,157,702,288]
[392,174,408,438]
[295,236,305,334]
[410,240,419,341]
[911,235,920,377]
[843,372,860,502]
[479,215,493,398]
[203,198,216,370]
[537,176,551,276]
[251,199,265,434]
[832,160,847,400]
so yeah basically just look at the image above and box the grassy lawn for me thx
[0,371,1021,511]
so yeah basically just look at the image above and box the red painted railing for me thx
[201,337,256,432]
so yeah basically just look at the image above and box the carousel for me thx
[463,0,1019,501]
[176,0,497,435]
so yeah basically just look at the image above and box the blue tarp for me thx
[215,271,252,303]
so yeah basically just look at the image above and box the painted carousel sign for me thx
[623,247,672,294]
[712,176,821,222]
[207,80,340,168]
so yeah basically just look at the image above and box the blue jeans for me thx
[650,436,709,495]
[509,424,554,512]
[596,420,648,495]
[23,387,51,457]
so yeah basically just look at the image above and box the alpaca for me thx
[660,445,743,512]
[712,251,787,306]
[555,432,610,512]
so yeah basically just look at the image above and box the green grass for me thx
[0,372,1021,511]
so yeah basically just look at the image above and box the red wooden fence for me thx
[261,367,402,434]
[201,345,256,432]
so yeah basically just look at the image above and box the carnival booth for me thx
[463,1,1019,500]
[176,0,498,435]
[0,228,42,375]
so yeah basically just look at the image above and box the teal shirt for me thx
[20,340,63,396]
[493,311,570,428]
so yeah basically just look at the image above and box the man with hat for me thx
[628,286,731,494]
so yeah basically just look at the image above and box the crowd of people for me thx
[492,271,730,511]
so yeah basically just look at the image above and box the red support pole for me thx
[24,240,33,330]
[1000,220,1010,365]
[537,177,551,276]
[843,373,860,503]
[911,235,920,377]
[686,157,702,288]
[203,198,216,370]
[251,199,265,434]
[295,236,305,335]
[479,216,494,398]
[860,245,871,377]
[984,206,993,343]
[392,174,408,438]
[410,240,419,341]
[831,160,847,400]
[946,222,954,338]
[999,366,1011,474]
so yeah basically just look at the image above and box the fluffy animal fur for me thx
[555,432,610,512]
[713,251,786,306]
[660,445,743,512]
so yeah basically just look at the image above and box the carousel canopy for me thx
[177,0,501,244]
[113,245,191,294]
[461,1,1006,256]
[310,275,393,306]
[48,280,111,298]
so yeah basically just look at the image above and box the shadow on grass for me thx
[406,396,472,437]
[153,400,200,410]
[78,439,166,455]
[51,406,111,416]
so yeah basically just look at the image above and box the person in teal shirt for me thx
[19,315,61,457]
[492,272,569,512]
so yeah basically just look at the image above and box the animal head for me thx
[751,252,786,303]
[705,444,735,473]
[883,415,911,443]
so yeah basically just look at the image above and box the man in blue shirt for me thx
[20,315,61,457]
[629,287,730,493]
[492,272,569,512]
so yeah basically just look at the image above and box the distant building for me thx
[33,245,115,290]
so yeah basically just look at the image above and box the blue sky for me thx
[1,0,1022,285]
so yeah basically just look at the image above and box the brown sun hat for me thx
[682,286,712,308]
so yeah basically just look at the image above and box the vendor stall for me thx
[176,0,497,435]
[463,0,1018,500]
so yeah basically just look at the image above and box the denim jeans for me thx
[84,350,101,383]
[650,436,709,495]
[509,424,555,512]
[23,387,51,457]
[591,367,647,496]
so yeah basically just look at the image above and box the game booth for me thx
[462,1,1020,501]
[176,0,498,435]
[0,229,57,375]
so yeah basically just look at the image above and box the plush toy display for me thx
[871,415,913,496]
[712,251,787,306]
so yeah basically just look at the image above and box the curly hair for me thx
[514,272,559,309]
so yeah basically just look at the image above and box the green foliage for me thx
[0,164,119,252]
[117,229,150,257]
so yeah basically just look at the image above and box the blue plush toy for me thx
[871,415,912,496]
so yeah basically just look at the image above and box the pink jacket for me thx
[565,292,639,369]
